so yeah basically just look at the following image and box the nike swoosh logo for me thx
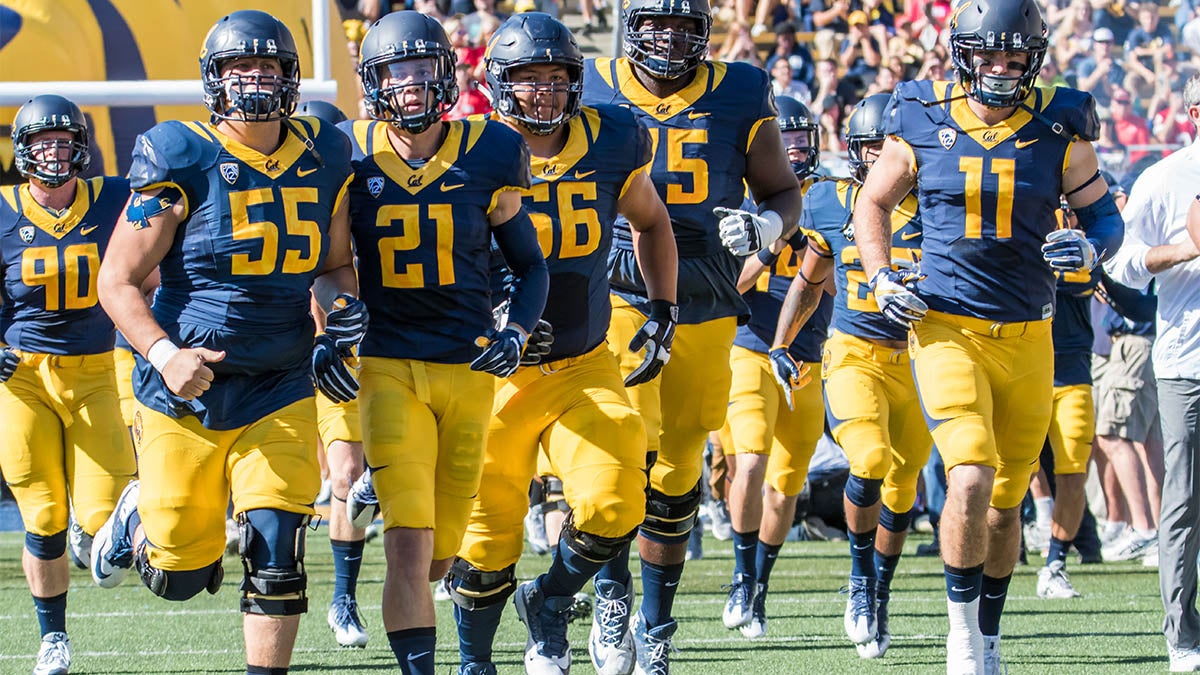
[950,586,972,593]
[736,544,755,550]
[665,581,679,587]
[900,231,920,241]
[80,225,98,236]
[852,544,872,550]
[440,183,464,192]
[1015,138,1039,149]
[983,592,1005,600]
[344,555,362,562]
[411,651,432,660]
[297,167,318,177]
[688,111,710,120]
[574,169,596,180]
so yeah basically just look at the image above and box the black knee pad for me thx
[444,557,516,611]
[534,475,569,516]
[562,511,635,564]
[845,474,883,508]
[134,539,224,601]
[25,530,67,561]
[238,509,310,616]
[640,483,702,545]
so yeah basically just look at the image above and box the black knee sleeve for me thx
[135,539,224,601]
[238,510,310,616]
[562,511,636,564]
[25,530,67,560]
[640,483,702,545]
[444,557,516,611]
[535,475,568,515]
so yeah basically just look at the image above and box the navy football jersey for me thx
[1053,266,1099,387]
[126,117,353,430]
[801,178,922,343]
[583,57,777,324]
[885,81,1098,323]
[342,118,532,363]
[0,177,127,354]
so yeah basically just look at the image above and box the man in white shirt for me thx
[1105,72,1200,672]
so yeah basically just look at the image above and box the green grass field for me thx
[0,529,1169,674]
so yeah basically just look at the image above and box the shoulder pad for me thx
[127,121,215,191]
[482,121,532,190]
[1038,87,1099,142]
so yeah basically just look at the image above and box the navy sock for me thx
[330,539,364,599]
[755,540,782,586]
[849,529,877,578]
[455,602,504,664]
[1046,536,1070,566]
[944,563,984,603]
[732,529,759,581]
[874,551,902,594]
[597,542,632,587]
[540,536,606,598]
[32,592,66,637]
[640,559,684,628]
[388,626,436,675]
[978,574,1011,636]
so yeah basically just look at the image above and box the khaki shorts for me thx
[1093,335,1158,442]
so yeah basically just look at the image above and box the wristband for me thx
[147,338,180,374]
[757,248,781,265]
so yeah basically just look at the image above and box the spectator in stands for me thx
[1054,0,1097,77]
[718,22,766,67]
[1092,0,1137,46]
[811,0,852,33]
[1124,2,1175,99]
[770,57,813,104]
[817,94,845,154]
[1038,59,1070,89]
[1179,0,1200,55]
[444,15,486,79]
[1095,106,1131,173]
[888,21,925,75]
[1153,88,1197,148]
[812,58,856,121]
[414,0,449,23]
[840,11,881,85]
[1077,27,1126,106]
[765,21,816,89]
[869,65,897,95]
[461,0,505,49]
[1111,87,1154,164]
[900,0,953,49]
[915,48,947,81]
[444,62,491,120]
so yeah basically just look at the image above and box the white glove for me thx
[1041,228,1098,272]
[870,265,928,328]
[715,207,784,256]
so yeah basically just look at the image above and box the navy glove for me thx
[520,319,554,366]
[0,347,18,383]
[324,293,369,351]
[768,347,812,411]
[870,264,927,329]
[471,327,526,378]
[312,335,359,403]
[1042,228,1098,272]
[625,300,678,387]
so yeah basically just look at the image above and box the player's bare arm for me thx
[745,119,804,239]
[854,136,917,278]
[774,246,834,347]
[622,169,678,305]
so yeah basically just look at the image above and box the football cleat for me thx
[67,515,91,570]
[740,583,767,639]
[91,480,139,588]
[34,632,70,675]
[1023,522,1050,557]
[458,663,498,675]
[632,612,677,675]
[708,500,733,541]
[566,591,592,625]
[513,580,572,675]
[328,594,369,647]
[946,625,984,675]
[1036,561,1080,599]
[858,581,891,659]
[224,518,239,556]
[843,575,877,645]
[685,525,704,560]
[316,477,333,506]
[722,574,756,629]
[346,468,380,530]
[982,634,1005,675]
[590,578,635,675]
[1169,644,1200,672]
[524,507,551,555]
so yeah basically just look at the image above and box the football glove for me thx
[768,347,812,411]
[870,264,927,329]
[312,335,359,403]
[324,293,369,351]
[714,207,784,256]
[520,319,554,366]
[0,347,18,383]
[471,326,526,378]
[625,300,678,387]
[1041,228,1098,272]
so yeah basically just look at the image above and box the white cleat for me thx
[1037,561,1081,599]
[740,583,767,639]
[328,594,369,647]
[91,480,139,589]
[982,635,1006,675]
[346,468,380,529]
[590,578,635,675]
[67,516,91,570]
[946,626,985,675]
[843,576,877,645]
[722,575,756,629]
[33,632,71,675]
[1170,644,1200,672]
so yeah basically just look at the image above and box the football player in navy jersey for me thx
[0,94,137,675]
[341,11,548,675]
[581,0,803,669]
[853,1,1123,671]
[95,11,363,675]
[446,15,678,675]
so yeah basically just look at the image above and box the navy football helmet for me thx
[776,96,820,179]
[359,11,458,134]
[200,10,301,122]
[623,0,712,80]
[12,94,90,187]
[485,13,583,136]
[950,0,1048,108]
[296,100,349,126]
[845,93,890,183]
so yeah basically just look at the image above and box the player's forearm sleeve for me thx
[493,207,549,333]
[1075,191,1125,264]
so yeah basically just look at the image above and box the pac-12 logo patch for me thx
[19,226,34,243]
[220,162,240,185]
[938,128,957,150]
[367,176,385,198]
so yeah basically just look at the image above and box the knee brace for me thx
[640,483,702,545]
[844,474,882,508]
[878,505,912,534]
[25,530,67,561]
[238,509,310,616]
[535,475,569,516]
[562,511,636,564]
[134,538,224,601]
[444,557,516,611]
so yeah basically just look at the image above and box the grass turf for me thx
[0,529,1167,673]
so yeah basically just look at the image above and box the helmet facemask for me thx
[846,137,884,184]
[780,123,820,179]
[15,129,89,188]
[493,63,583,136]
[363,53,458,135]
[204,56,301,122]
[952,39,1046,108]
[624,12,709,80]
